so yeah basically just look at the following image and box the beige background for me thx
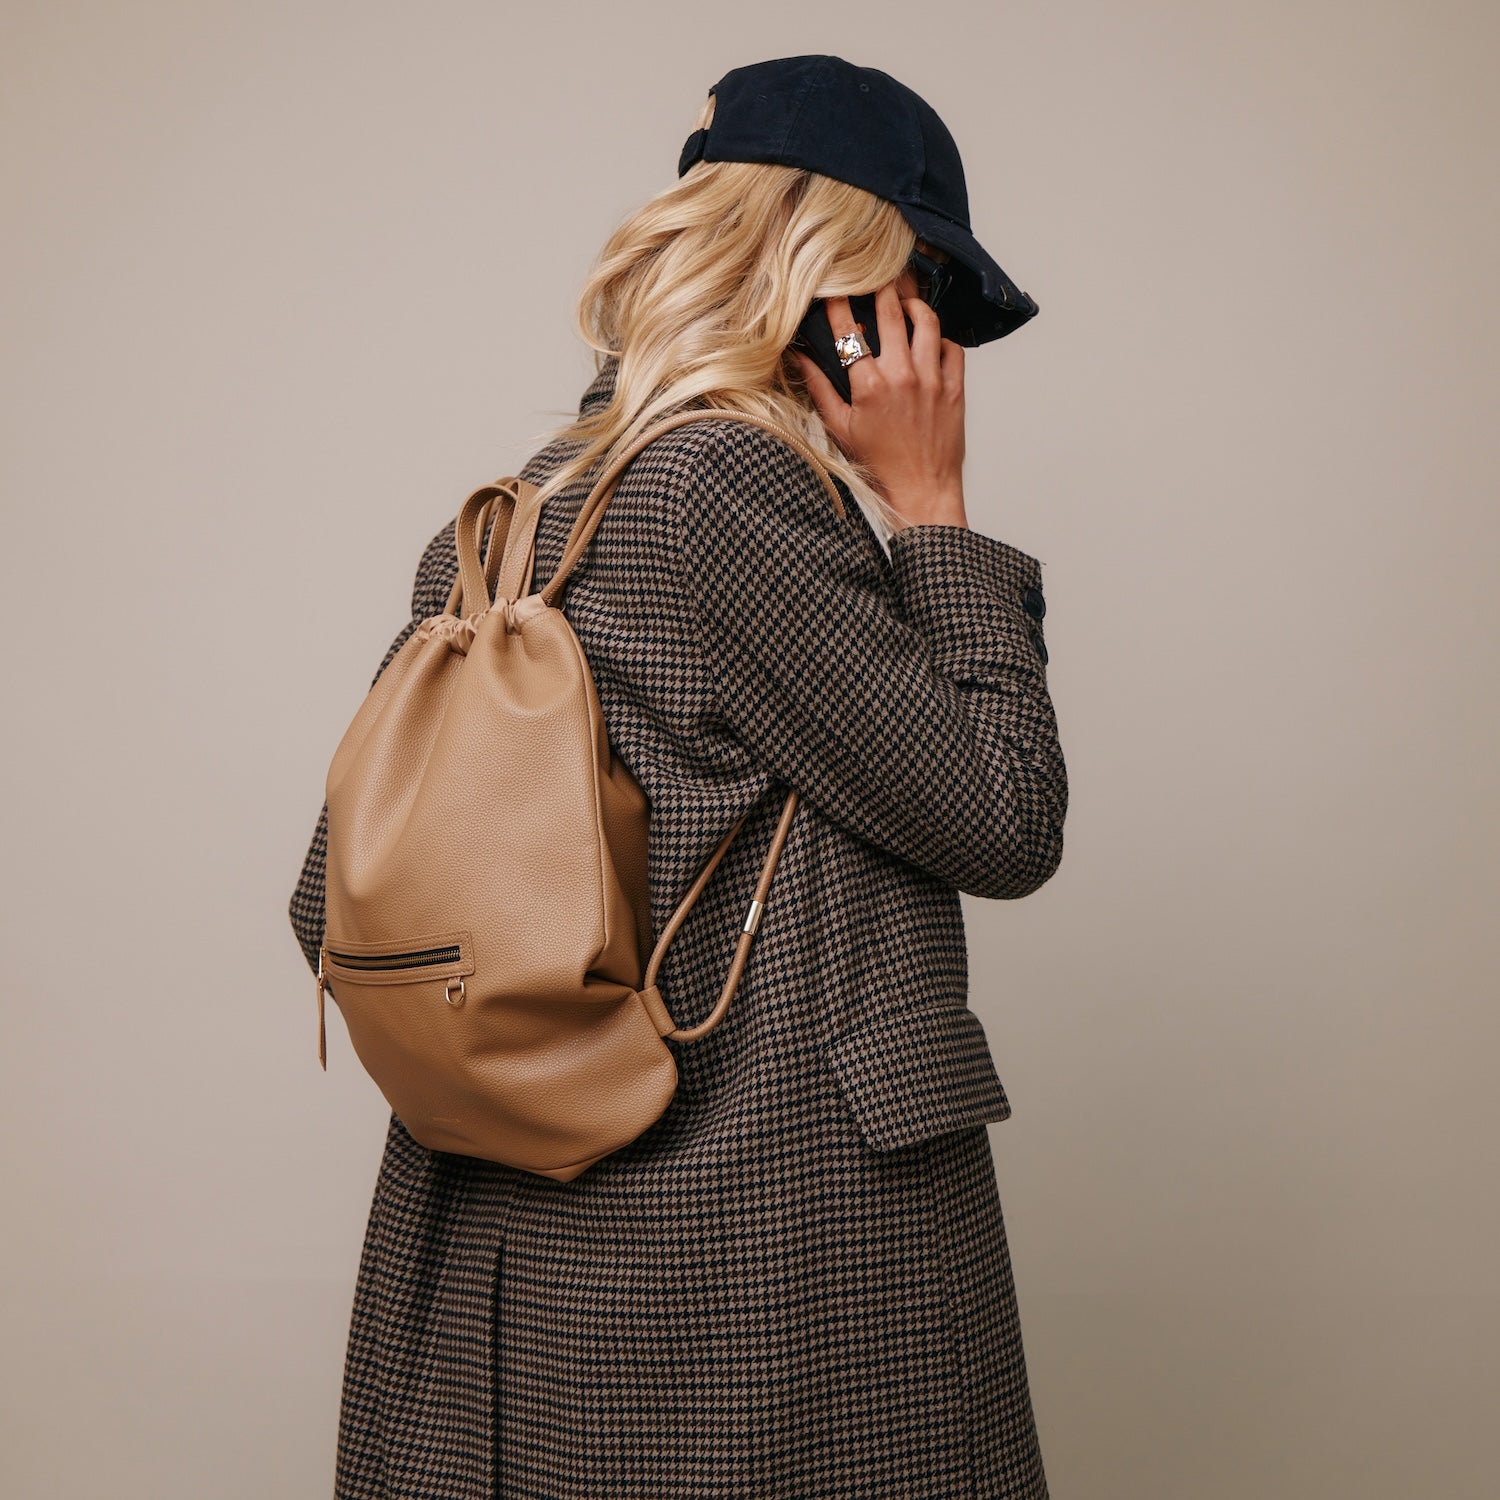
[2,2,1496,1495]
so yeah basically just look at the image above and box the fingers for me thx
[871,283,912,379]
[823,293,877,398]
[938,333,965,393]
[901,295,943,382]
[824,293,857,338]
[804,284,955,424]
[796,284,967,499]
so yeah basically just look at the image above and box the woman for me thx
[290,54,1066,1499]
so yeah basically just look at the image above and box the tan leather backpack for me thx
[315,407,848,1182]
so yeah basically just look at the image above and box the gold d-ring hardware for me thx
[445,977,466,1008]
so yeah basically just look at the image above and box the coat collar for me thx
[578,355,621,417]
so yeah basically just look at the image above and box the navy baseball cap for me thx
[677,54,1039,346]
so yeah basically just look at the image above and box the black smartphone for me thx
[790,294,916,404]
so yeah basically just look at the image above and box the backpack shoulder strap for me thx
[579,407,835,1043]
[492,478,546,604]
[642,785,803,1044]
[442,476,540,619]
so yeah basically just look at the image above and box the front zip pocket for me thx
[320,930,475,988]
[326,940,463,972]
[315,930,474,1071]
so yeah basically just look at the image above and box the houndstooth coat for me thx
[288,355,1068,1499]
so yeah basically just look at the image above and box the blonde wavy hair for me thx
[520,90,920,547]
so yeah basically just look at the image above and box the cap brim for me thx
[898,204,1039,347]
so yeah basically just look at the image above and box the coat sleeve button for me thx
[1021,586,1047,620]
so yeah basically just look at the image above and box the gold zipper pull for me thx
[316,949,329,1071]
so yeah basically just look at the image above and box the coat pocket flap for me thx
[826,1002,1013,1152]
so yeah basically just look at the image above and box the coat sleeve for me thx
[287,520,459,976]
[671,422,1068,901]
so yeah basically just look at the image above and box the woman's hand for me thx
[792,280,968,531]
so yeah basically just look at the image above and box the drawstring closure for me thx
[415,609,487,653]
[415,596,542,654]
